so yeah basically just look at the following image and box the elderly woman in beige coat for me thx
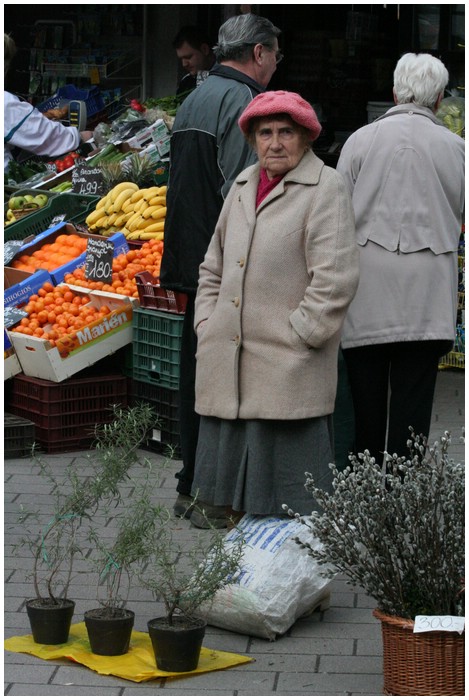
[190,91,359,525]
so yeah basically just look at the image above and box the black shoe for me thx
[190,503,228,529]
[173,494,195,519]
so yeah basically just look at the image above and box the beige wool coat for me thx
[194,149,359,420]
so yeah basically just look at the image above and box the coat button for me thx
[232,335,240,345]
[238,258,245,268]
[233,297,240,307]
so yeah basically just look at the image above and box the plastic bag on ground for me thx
[200,514,334,641]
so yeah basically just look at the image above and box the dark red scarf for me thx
[256,168,284,208]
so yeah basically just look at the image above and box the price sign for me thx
[4,240,24,266]
[4,305,28,329]
[84,237,114,284]
[72,164,106,196]
[414,616,465,635]
[50,214,67,227]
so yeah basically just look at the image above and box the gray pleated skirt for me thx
[191,415,334,516]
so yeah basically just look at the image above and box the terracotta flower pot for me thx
[26,598,75,645]
[84,608,135,656]
[147,616,206,672]
[373,609,465,696]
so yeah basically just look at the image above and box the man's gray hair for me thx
[393,53,449,109]
[213,14,281,63]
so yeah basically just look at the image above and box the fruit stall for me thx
[4,92,185,459]
[4,82,464,460]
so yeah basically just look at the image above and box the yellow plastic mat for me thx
[4,622,253,682]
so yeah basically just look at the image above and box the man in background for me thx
[173,26,216,96]
[161,13,282,528]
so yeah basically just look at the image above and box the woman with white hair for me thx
[337,53,465,464]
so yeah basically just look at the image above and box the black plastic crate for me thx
[5,412,36,458]
[8,373,127,454]
[128,379,181,459]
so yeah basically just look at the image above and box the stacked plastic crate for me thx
[130,271,188,459]
[7,371,128,454]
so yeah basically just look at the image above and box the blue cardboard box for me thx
[9,223,129,287]
[4,268,54,309]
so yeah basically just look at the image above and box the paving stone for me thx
[3,370,463,697]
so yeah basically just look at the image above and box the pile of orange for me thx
[10,233,88,273]
[10,282,112,355]
[64,238,164,297]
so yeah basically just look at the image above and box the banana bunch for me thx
[85,182,167,241]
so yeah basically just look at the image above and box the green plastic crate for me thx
[132,308,184,389]
[4,192,100,243]
[4,189,58,234]
[5,187,58,206]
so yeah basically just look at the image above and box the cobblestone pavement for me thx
[4,370,465,696]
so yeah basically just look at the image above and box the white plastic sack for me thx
[200,514,334,640]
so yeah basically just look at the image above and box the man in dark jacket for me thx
[173,26,215,97]
[161,13,282,527]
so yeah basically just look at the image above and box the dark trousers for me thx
[333,347,355,471]
[175,295,199,496]
[342,340,451,463]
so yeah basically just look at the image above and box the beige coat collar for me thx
[235,149,324,215]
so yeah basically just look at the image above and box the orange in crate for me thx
[64,238,164,298]
[10,234,88,273]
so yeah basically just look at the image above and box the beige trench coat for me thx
[194,150,359,420]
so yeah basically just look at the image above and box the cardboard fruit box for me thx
[4,351,22,381]
[4,268,54,309]
[4,330,22,381]
[8,289,136,383]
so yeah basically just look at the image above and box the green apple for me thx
[33,194,48,208]
[24,194,35,203]
[8,196,26,210]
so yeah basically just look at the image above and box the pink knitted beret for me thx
[238,90,322,142]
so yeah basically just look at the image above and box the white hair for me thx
[393,53,449,108]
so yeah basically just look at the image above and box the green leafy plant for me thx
[87,459,167,618]
[14,404,155,606]
[140,507,246,625]
[284,429,465,620]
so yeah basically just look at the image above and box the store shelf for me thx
[23,15,143,110]
[42,53,139,80]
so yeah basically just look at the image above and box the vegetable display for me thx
[143,92,191,116]
[436,96,465,137]
[49,151,81,173]
[5,159,49,185]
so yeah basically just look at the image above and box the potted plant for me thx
[284,429,465,696]
[14,404,155,645]
[84,460,167,656]
[141,509,246,672]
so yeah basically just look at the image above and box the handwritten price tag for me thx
[414,616,465,635]
[84,238,114,284]
[72,164,105,196]
[4,305,28,329]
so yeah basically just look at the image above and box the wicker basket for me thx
[373,609,465,696]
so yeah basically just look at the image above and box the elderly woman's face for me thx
[253,117,307,180]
